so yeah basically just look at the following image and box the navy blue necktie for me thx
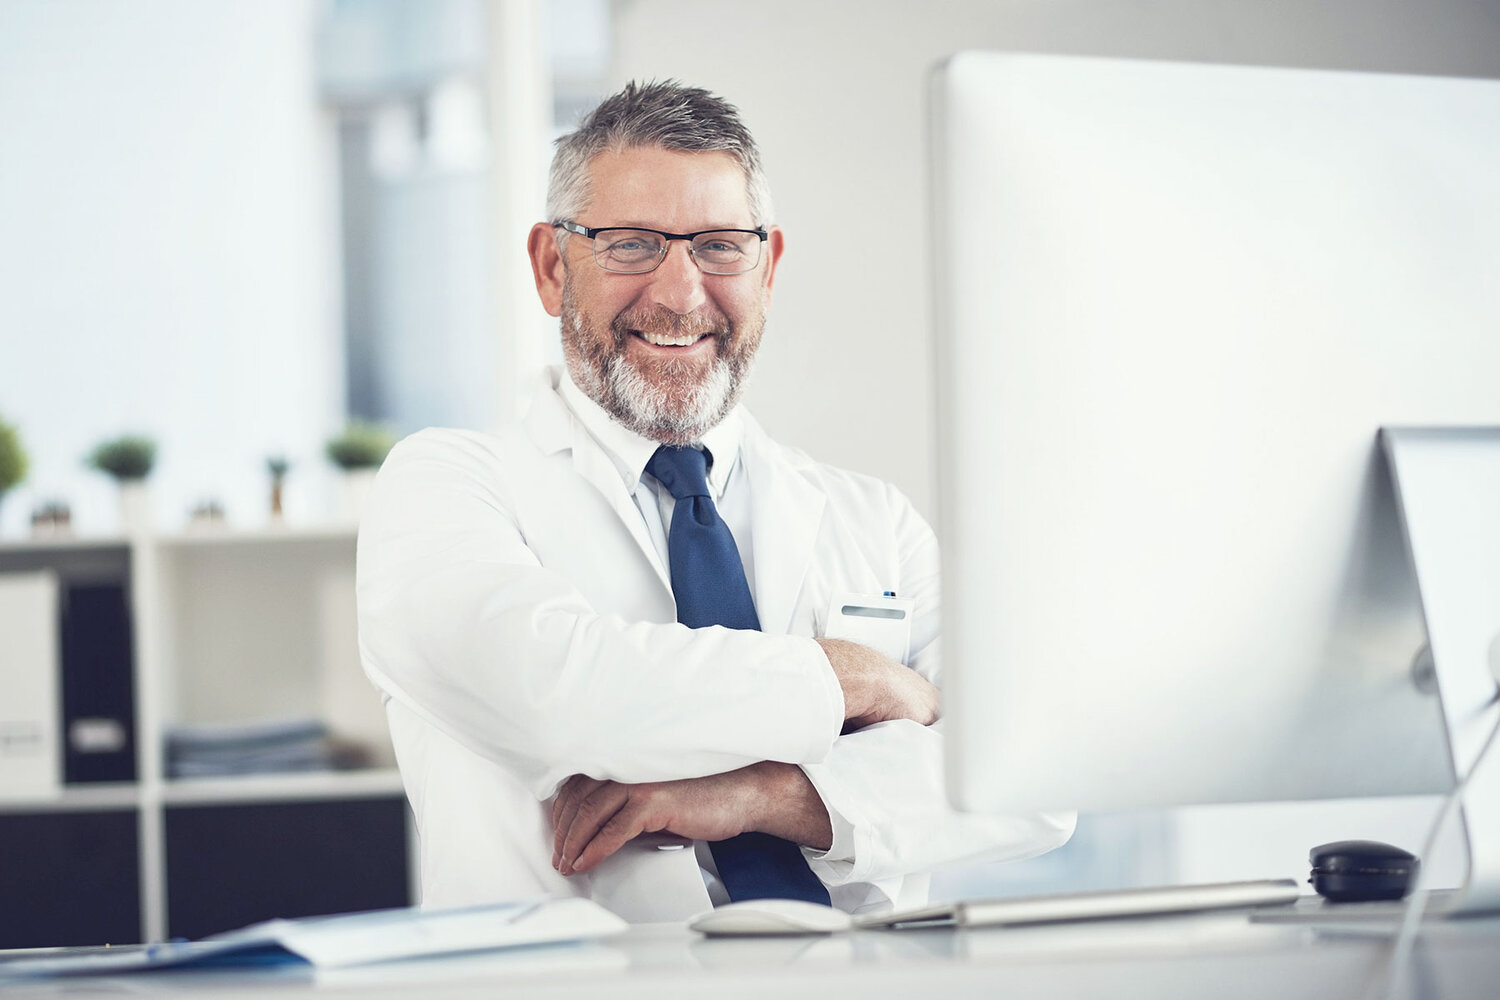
[645,445,831,905]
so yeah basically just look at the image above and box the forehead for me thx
[582,147,752,230]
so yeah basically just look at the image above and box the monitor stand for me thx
[1383,427,1500,915]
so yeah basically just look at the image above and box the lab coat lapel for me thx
[744,423,826,636]
[524,383,673,596]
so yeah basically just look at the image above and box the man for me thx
[357,81,1073,921]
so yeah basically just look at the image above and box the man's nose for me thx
[644,240,707,315]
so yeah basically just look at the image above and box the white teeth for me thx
[639,331,704,347]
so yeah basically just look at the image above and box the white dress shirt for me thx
[556,371,857,904]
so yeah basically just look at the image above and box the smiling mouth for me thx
[633,330,710,348]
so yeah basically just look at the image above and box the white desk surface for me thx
[4,907,1499,1000]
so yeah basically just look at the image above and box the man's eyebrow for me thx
[602,221,749,231]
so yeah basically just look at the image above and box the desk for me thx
[4,909,1499,999]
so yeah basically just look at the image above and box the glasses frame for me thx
[553,221,769,275]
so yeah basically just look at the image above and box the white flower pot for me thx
[119,481,152,536]
[338,468,379,523]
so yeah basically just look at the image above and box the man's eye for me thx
[607,239,653,253]
[698,240,738,253]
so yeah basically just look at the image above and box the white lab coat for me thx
[356,368,1074,921]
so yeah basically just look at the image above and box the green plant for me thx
[0,414,28,498]
[267,455,290,479]
[87,435,157,481]
[325,422,396,470]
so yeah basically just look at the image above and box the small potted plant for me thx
[0,413,28,536]
[86,434,157,535]
[187,498,227,532]
[267,455,290,523]
[326,421,395,521]
[30,499,72,539]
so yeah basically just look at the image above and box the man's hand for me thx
[815,637,940,730]
[550,763,833,876]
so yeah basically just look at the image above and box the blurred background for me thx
[0,0,607,534]
[1,0,1498,947]
[6,0,1499,536]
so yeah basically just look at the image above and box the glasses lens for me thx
[592,229,665,273]
[691,231,762,274]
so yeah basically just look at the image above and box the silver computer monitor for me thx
[930,54,1500,829]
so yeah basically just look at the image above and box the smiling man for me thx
[356,81,1073,921]
[541,143,769,448]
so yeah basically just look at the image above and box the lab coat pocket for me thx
[820,591,915,665]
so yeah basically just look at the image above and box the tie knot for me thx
[646,446,712,500]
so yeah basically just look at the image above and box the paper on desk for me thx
[0,898,628,976]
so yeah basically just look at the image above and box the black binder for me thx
[59,582,137,783]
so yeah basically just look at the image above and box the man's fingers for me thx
[570,804,650,874]
[552,775,604,863]
[884,665,940,727]
[904,670,941,726]
[841,663,940,731]
[820,637,941,727]
[551,775,586,854]
[557,783,629,875]
[550,776,576,830]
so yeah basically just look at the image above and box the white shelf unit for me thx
[143,525,395,780]
[160,768,406,805]
[0,782,142,813]
[0,526,412,944]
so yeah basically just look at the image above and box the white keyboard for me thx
[1249,889,1460,924]
[857,879,1301,929]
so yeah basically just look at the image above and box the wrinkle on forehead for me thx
[579,147,754,231]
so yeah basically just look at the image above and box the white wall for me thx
[0,0,341,535]
[609,0,1500,517]
[607,0,1500,895]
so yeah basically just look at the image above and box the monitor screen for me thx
[930,53,1500,816]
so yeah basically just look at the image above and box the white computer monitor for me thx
[930,53,1500,904]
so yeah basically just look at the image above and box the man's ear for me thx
[762,225,786,302]
[528,223,566,317]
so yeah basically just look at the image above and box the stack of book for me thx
[164,718,368,778]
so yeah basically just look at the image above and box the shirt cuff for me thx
[804,636,846,744]
[773,635,844,767]
[797,760,860,868]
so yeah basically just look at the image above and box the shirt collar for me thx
[556,366,744,499]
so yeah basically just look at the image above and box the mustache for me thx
[610,305,732,346]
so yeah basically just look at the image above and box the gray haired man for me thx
[357,80,1073,920]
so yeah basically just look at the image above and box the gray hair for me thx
[545,80,774,228]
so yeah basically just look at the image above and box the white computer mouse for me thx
[688,899,853,936]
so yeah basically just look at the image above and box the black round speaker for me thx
[1309,840,1418,903]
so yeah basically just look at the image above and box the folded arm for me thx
[358,430,932,800]
[549,762,831,876]
[550,480,1074,885]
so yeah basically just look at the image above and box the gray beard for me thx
[560,292,757,446]
[588,350,734,445]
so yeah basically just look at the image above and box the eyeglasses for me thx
[554,221,768,275]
